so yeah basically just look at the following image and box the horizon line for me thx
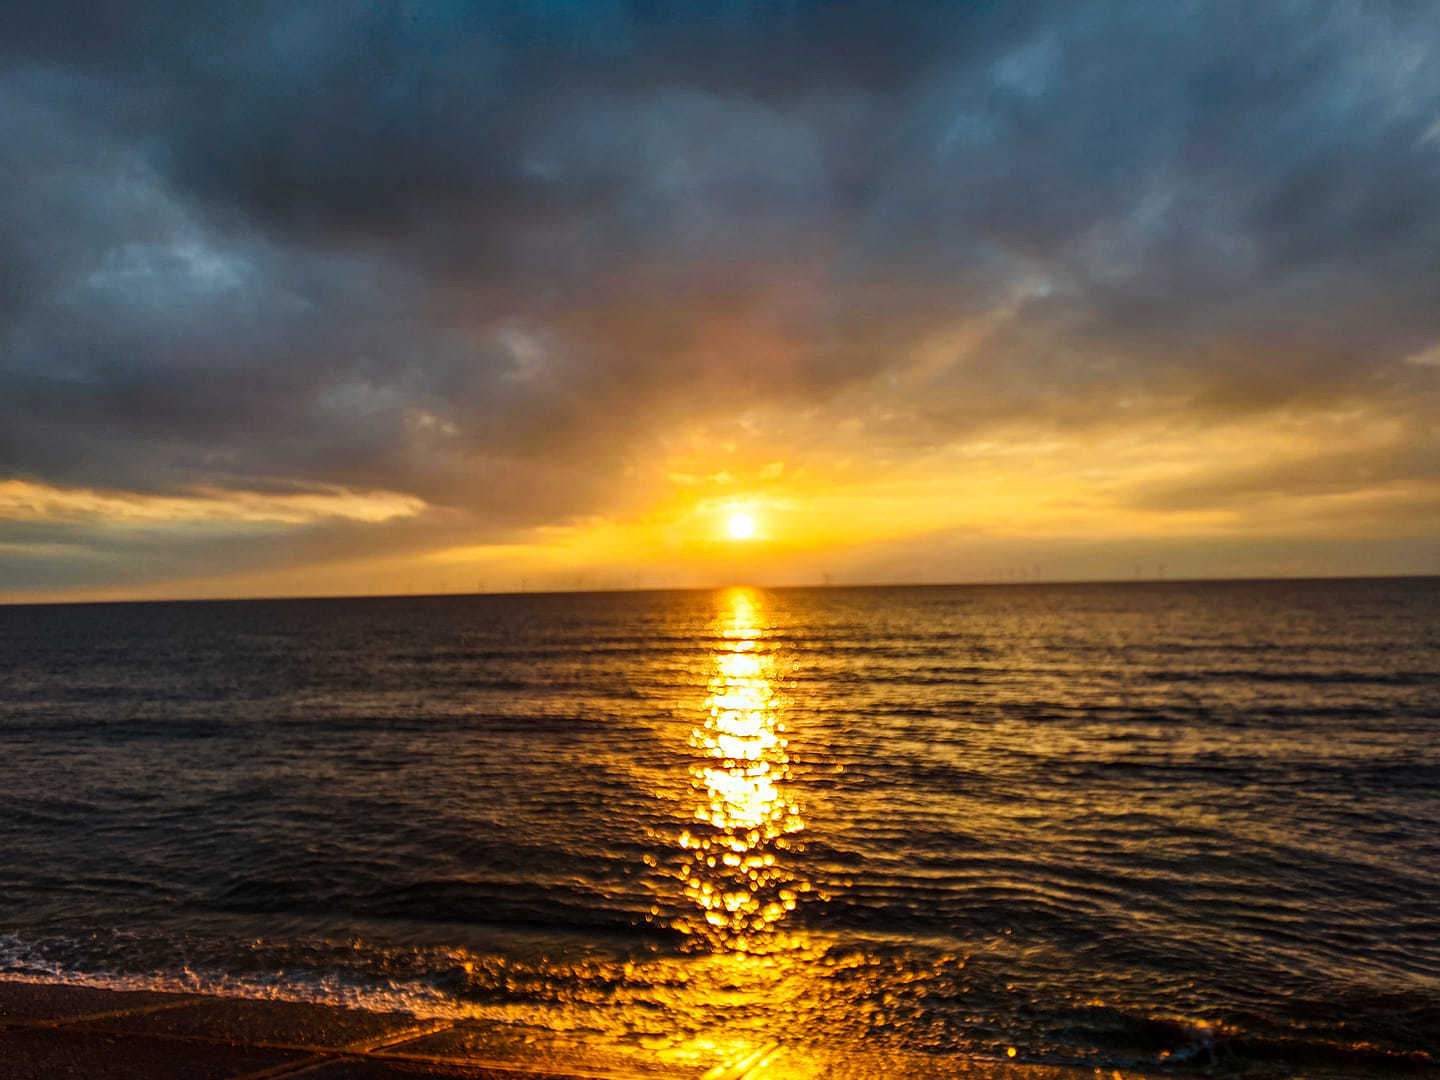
[3,571,1437,608]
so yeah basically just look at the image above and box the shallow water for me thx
[1,579,1437,1075]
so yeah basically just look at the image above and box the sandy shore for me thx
[0,977,1178,1079]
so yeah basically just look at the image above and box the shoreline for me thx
[0,977,1172,1080]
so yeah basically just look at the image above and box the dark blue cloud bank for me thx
[2,1,1438,593]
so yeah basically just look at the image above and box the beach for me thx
[0,978,1188,1080]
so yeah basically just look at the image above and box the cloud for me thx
[0,479,426,526]
[1128,441,1440,513]
[1407,342,1440,368]
[2,1,1439,593]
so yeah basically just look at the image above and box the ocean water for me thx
[1,579,1437,1076]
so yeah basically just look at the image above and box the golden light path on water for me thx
[677,587,808,948]
[622,590,1062,1076]
[652,592,964,1079]
[648,587,838,1079]
[455,590,933,1079]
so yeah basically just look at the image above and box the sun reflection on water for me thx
[675,587,810,952]
[614,587,832,1078]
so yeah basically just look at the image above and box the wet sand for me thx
[0,978,1174,1079]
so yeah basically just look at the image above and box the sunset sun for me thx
[726,512,756,540]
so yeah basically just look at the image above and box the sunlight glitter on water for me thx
[676,588,811,951]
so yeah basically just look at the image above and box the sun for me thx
[726,512,756,540]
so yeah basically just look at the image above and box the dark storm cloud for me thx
[3,0,1440,585]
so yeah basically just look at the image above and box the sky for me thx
[3,0,1439,602]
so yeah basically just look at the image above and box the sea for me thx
[1,579,1437,1076]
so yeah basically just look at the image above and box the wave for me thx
[4,930,1434,1077]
